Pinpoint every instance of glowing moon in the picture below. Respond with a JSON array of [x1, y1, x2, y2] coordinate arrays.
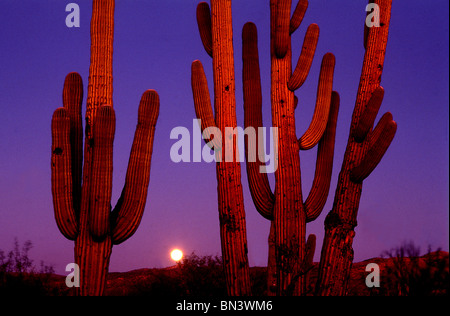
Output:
[[170, 249, 183, 262]]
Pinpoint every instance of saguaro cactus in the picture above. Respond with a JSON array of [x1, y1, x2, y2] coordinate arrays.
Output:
[[316, 0, 396, 295], [191, 1, 252, 296], [51, 0, 159, 295], [242, 0, 339, 295]]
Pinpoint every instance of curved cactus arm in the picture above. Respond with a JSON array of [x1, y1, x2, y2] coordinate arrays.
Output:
[[298, 52, 335, 150], [274, 0, 291, 58], [89, 105, 115, 240], [242, 22, 275, 220], [305, 91, 339, 222], [289, 0, 308, 35], [196, 2, 213, 57], [62, 72, 83, 216], [288, 23, 319, 91], [111, 90, 159, 245], [51, 108, 78, 240], [353, 86, 384, 143], [191, 60, 221, 150], [302, 233, 316, 272], [350, 112, 397, 183]]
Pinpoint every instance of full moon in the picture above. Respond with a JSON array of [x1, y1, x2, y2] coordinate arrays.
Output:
[[170, 249, 183, 262]]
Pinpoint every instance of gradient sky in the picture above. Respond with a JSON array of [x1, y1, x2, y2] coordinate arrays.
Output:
[[0, 1, 448, 275]]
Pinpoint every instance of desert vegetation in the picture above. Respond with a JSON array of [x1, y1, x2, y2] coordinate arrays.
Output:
[[0, 241, 447, 296], [0, 239, 56, 296]]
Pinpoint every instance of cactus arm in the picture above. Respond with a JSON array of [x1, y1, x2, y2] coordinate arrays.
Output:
[[51, 108, 78, 240], [191, 60, 221, 150], [196, 2, 213, 57], [242, 22, 275, 220], [287, 23, 319, 91], [89, 105, 115, 240], [289, 0, 308, 35], [298, 52, 335, 150], [274, 0, 292, 58], [111, 90, 159, 245], [350, 112, 396, 183], [303, 233, 316, 272], [353, 86, 384, 143], [305, 91, 339, 222], [62, 72, 83, 217], [285, 233, 316, 295]]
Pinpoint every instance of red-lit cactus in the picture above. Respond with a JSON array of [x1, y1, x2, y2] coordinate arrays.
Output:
[[316, 0, 396, 295], [242, 0, 339, 295], [51, 0, 159, 295], [191, 0, 252, 296]]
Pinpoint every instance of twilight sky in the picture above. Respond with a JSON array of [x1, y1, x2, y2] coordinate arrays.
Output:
[[0, 1, 448, 275]]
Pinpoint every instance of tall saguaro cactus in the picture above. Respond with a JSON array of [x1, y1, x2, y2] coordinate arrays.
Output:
[[316, 0, 396, 295], [242, 0, 339, 295], [51, 0, 159, 295], [191, 0, 252, 296]]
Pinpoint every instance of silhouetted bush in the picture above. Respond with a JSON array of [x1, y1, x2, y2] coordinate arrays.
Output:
[[380, 241, 449, 296], [120, 252, 267, 296], [179, 252, 227, 296], [0, 238, 56, 296]]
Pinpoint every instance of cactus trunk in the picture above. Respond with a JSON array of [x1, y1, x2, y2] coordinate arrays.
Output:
[[270, 0, 306, 295], [192, 0, 251, 296]]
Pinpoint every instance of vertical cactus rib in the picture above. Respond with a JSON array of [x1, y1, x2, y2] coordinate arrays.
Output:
[[350, 113, 396, 183], [289, 0, 308, 35], [242, 22, 275, 220], [111, 90, 159, 245], [353, 86, 384, 143], [63, 72, 83, 215], [196, 2, 213, 57], [274, 0, 292, 58], [305, 91, 339, 222], [288, 23, 319, 91], [51, 108, 79, 240], [89, 105, 115, 240], [298, 52, 335, 150]]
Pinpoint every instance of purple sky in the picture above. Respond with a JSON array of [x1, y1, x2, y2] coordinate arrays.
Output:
[[0, 1, 448, 275]]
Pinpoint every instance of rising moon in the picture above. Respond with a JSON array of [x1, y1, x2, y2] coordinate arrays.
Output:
[[170, 249, 183, 262]]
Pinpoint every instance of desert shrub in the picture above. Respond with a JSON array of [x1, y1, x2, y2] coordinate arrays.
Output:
[[0, 238, 56, 296], [117, 252, 269, 296], [178, 252, 227, 296], [380, 241, 449, 296]]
